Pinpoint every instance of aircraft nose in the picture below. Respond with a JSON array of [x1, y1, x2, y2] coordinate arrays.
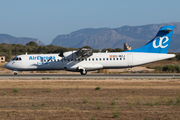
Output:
[[5, 62, 11, 69]]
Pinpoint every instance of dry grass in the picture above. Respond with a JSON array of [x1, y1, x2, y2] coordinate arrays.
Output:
[[0, 79, 180, 119]]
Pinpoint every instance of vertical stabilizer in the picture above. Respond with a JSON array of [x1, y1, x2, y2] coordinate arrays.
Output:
[[124, 26, 175, 53]]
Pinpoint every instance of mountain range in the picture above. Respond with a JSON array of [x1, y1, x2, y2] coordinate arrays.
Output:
[[1, 22, 180, 52], [51, 22, 180, 52], [0, 34, 45, 46]]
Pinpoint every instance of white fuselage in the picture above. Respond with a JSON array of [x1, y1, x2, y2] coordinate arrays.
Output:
[[5, 52, 175, 72]]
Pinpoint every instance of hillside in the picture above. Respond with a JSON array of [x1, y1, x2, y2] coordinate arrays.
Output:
[[51, 22, 180, 52], [0, 34, 45, 46]]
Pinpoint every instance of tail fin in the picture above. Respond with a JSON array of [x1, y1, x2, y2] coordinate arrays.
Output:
[[124, 26, 175, 53]]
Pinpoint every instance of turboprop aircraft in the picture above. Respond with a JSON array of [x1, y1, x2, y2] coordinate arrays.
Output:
[[5, 26, 175, 75]]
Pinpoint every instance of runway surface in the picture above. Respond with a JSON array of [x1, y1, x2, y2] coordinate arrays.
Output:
[[0, 73, 180, 79]]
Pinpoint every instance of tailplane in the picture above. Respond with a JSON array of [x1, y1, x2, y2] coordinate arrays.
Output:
[[124, 26, 175, 53]]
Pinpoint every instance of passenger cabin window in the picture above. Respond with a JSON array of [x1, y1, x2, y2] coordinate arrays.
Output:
[[92, 58, 94, 61], [89, 58, 91, 61], [99, 58, 101, 61], [117, 58, 118, 60], [103, 58, 105, 60], [113, 58, 115, 60], [96, 58, 98, 61], [107, 58, 108, 60]]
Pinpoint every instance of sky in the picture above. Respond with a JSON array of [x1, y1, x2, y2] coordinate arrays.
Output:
[[0, 0, 180, 45]]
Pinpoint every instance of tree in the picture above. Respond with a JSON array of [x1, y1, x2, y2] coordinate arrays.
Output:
[[82, 46, 92, 49], [26, 41, 38, 47]]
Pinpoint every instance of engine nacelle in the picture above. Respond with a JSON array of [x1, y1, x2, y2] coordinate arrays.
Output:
[[76, 48, 93, 57], [59, 48, 93, 59]]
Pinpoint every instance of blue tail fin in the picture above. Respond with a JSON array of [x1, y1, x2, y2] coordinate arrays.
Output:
[[124, 26, 175, 53]]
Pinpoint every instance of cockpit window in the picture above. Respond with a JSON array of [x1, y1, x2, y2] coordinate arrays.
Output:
[[12, 57, 22, 61], [12, 57, 17, 60]]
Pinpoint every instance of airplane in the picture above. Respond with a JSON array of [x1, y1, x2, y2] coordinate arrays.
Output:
[[5, 26, 175, 75]]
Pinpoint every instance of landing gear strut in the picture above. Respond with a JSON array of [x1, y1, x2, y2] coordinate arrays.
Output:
[[80, 69, 87, 75]]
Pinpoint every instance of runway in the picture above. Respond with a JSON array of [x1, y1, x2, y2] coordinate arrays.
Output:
[[0, 73, 180, 79]]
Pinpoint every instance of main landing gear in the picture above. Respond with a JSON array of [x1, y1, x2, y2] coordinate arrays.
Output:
[[80, 69, 87, 75], [14, 71, 18, 75]]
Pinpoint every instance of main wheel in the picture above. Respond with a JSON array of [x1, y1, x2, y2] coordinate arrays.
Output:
[[80, 70, 87, 75], [14, 72, 17, 75]]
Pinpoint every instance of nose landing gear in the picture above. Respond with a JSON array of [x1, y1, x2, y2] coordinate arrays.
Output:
[[14, 71, 18, 75]]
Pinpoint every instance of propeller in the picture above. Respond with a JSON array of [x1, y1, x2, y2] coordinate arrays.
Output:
[[58, 50, 64, 57]]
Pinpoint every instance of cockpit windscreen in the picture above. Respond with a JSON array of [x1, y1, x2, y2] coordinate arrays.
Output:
[[12, 57, 22, 61]]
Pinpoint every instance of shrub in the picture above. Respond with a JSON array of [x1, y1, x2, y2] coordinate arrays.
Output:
[[3, 92, 7, 95], [144, 117, 149, 120], [90, 116, 96, 120], [129, 101, 134, 107], [45, 88, 51, 92], [147, 64, 180, 73], [136, 97, 141, 105], [162, 65, 178, 73], [154, 100, 160, 105], [167, 97, 174, 105], [95, 87, 100, 90], [145, 102, 153, 106], [41, 103, 45, 106], [13, 88, 18, 93], [83, 97, 88, 103], [112, 107, 119, 118], [96, 100, 101, 109], [175, 95, 180, 105], [67, 88, 70, 94], [111, 101, 116, 105]]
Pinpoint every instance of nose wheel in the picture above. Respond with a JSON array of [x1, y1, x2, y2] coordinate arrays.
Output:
[[14, 71, 18, 75]]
